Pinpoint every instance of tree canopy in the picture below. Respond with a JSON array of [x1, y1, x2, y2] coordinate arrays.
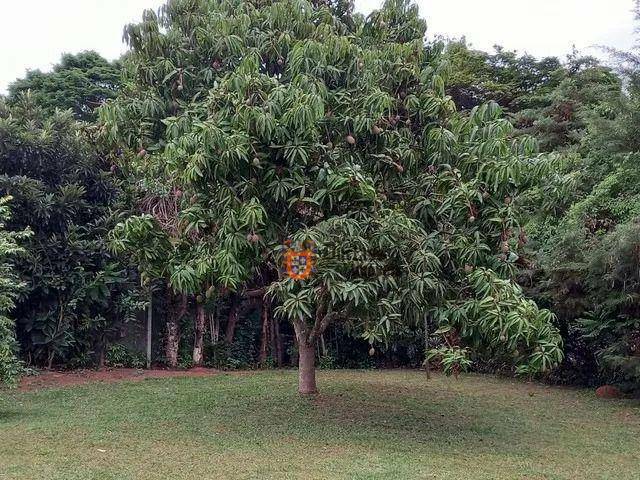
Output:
[[7, 51, 121, 122], [101, 0, 563, 392]]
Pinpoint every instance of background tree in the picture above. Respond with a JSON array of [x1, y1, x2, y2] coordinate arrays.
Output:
[[443, 42, 622, 152], [444, 41, 562, 113], [514, 2, 640, 391], [0, 95, 142, 369], [512, 53, 621, 152], [532, 73, 640, 390], [7, 51, 121, 122]]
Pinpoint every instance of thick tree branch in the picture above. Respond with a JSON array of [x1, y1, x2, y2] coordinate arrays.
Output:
[[308, 311, 340, 344], [244, 287, 265, 298]]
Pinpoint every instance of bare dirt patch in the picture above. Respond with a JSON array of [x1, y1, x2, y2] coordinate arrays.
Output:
[[18, 367, 221, 391]]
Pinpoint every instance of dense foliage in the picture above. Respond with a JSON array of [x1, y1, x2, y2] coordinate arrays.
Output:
[[7, 51, 121, 122], [2, 0, 640, 395], [0, 197, 30, 386], [445, 41, 562, 114], [443, 5, 640, 391], [535, 71, 640, 389], [0, 95, 142, 369]]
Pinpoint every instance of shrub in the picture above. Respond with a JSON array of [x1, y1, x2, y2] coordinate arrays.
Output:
[[105, 344, 145, 369]]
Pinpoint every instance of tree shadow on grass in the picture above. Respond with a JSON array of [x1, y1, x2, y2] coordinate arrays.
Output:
[[189, 378, 532, 457], [0, 407, 43, 427]]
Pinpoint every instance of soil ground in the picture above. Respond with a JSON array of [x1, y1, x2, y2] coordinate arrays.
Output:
[[18, 367, 222, 391]]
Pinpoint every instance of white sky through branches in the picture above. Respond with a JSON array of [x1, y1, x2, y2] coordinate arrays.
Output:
[[0, 0, 636, 93]]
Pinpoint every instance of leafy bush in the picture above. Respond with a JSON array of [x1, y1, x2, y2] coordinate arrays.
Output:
[[318, 355, 336, 370], [204, 340, 256, 370], [579, 311, 640, 391], [105, 344, 145, 369], [0, 197, 30, 386], [0, 96, 143, 369], [427, 346, 472, 377]]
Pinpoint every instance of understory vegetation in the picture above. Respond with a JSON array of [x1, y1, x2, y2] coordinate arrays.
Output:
[[1, 0, 640, 395]]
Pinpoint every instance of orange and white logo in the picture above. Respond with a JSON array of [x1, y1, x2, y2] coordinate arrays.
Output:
[[283, 240, 317, 281]]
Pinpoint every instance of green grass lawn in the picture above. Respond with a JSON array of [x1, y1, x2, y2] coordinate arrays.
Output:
[[1, 370, 639, 480]]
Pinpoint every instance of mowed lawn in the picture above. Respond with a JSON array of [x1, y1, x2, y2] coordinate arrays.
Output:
[[1, 370, 639, 480]]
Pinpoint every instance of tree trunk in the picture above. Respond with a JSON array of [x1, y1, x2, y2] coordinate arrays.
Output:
[[268, 302, 278, 365], [166, 319, 179, 369], [298, 340, 317, 394], [224, 295, 239, 344], [258, 299, 271, 365], [320, 333, 327, 357], [209, 311, 219, 343], [98, 342, 105, 370], [293, 319, 317, 394], [166, 292, 186, 369], [291, 333, 299, 367], [146, 292, 153, 369], [273, 317, 284, 367], [193, 302, 206, 366], [424, 315, 431, 379]]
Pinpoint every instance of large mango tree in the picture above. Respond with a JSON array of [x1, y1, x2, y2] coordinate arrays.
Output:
[[102, 0, 563, 393]]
